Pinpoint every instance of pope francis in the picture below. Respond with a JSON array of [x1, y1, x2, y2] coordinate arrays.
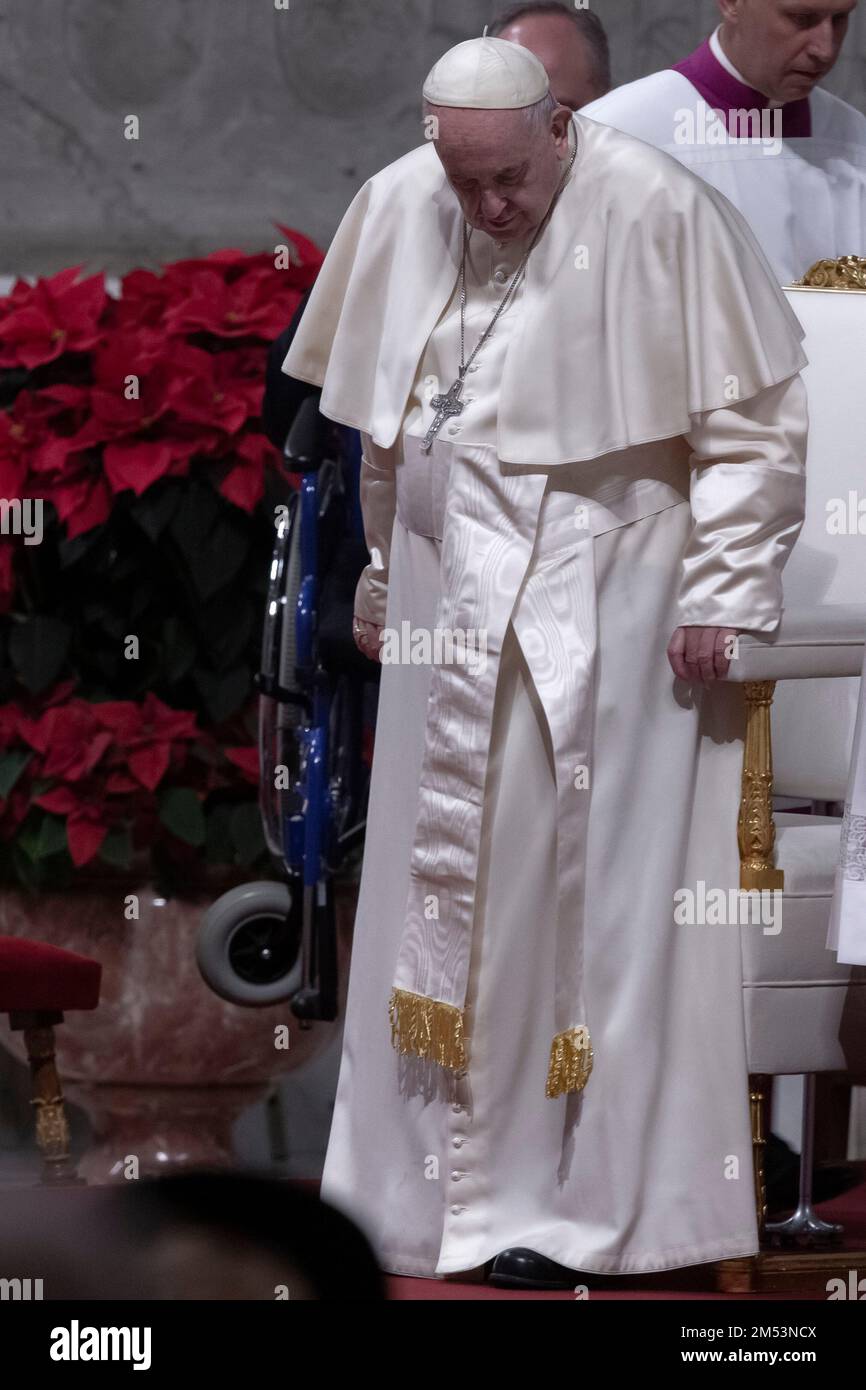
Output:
[[282, 36, 810, 1287]]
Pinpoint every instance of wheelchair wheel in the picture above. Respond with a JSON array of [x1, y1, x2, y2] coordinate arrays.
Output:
[[196, 881, 302, 1006]]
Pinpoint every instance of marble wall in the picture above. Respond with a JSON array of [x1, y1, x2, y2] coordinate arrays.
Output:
[[2, 0, 865, 275]]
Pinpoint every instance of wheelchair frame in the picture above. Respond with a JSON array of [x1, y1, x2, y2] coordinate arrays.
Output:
[[196, 399, 374, 1024]]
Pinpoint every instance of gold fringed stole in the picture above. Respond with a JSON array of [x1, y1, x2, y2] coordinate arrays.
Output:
[[389, 987, 467, 1070], [546, 1026, 594, 1099], [389, 987, 593, 1098]]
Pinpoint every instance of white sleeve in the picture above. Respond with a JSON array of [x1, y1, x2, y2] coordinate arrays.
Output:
[[675, 373, 807, 634], [353, 431, 398, 628]]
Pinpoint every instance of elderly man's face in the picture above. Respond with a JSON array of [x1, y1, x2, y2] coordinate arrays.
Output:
[[497, 12, 603, 109], [429, 104, 571, 242], [720, 0, 857, 103]]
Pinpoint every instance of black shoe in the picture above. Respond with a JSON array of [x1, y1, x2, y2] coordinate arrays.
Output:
[[488, 1247, 580, 1291]]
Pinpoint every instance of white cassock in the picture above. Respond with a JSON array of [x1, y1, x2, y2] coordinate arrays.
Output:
[[283, 113, 809, 1276], [582, 24, 866, 287], [828, 644, 866, 966]]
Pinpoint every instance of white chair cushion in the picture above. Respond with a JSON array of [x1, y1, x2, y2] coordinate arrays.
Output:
[[742, 812, 866, 1072]]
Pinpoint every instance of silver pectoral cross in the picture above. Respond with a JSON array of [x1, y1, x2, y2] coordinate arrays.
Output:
[[420, 375, 465, 453]]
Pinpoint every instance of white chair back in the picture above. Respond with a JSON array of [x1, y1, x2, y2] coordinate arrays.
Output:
[[772, 288, 866, 801]]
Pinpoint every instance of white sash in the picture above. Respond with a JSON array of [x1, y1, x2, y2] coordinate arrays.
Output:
[[389, 432, 623, 1096]]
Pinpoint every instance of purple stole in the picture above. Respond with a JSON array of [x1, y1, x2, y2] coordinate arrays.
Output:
[[673, 37, 812, 138]]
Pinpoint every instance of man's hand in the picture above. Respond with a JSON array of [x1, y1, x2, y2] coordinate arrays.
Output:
[[353, 614, 384, 663], [667, 626, 741, 686]]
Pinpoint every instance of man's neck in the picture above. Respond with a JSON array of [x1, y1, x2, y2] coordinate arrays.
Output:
[[711, 22, 781, 106]]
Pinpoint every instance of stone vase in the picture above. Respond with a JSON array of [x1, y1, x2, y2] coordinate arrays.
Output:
[[0, 869, 353, 1183]]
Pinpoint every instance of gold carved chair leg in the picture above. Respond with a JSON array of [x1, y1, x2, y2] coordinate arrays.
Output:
[[9, 1009, 81, 1185], [739, 682, 780, 1241], [737, 680, 784, 892]]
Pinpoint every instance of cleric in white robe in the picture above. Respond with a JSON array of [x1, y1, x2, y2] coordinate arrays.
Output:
[[582, 0, 866, 287], [283, 37, 810, 1284]]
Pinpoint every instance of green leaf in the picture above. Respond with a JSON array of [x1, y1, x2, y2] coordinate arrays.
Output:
[[99, 826, 133, 869], [206, 516, 250, 592], [9, 614, 73, 693], [197, 599, 253, 670], [169, 482, 219, 557], [14, 817, 42, 863], [158, 787, 206, 846], [193, 665, 251, 723], [57, 524, 104, 569], [82, 603, 125, 637], [161, 614, 197, 685], [204, 802, 236, 864], [230, 801, 265, 866], [169, 485, 249, 601], [0, 749, 32, 799], [36, 814, 67, 860], [11, 842, 41, 890], [129, 484, 180, 543]]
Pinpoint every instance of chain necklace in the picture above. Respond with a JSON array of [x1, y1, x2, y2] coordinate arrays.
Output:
[[420, 132, 577, 454]]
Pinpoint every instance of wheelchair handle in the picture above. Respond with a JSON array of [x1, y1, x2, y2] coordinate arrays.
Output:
[[283, 394, 331, 472]]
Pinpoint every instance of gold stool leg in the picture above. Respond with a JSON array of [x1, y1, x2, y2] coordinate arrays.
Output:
[[10, 1010, 82, 1185]]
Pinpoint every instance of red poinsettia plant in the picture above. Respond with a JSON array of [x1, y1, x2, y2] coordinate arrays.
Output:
[[0, 228, 322, 890]]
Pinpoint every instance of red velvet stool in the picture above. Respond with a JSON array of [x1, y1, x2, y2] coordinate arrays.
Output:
[[0, 937, 101, 1184]]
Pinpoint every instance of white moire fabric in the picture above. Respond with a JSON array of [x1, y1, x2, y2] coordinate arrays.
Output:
[[284, 113, 809, 1275], [582, 53, 866, 287]]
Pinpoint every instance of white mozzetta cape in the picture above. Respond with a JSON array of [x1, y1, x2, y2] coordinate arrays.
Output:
[[283, 112, 808, 466]]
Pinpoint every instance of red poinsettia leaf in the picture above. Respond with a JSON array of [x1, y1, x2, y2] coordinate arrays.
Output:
[[53, 475, 113, 541], [33, 788, 79, 813], [40, 679, 78, 712], [66, 813, 108, 867], [128, 742, 170, 791], [104, 771, 140, 794], [103, 440, 174, 497], [224, 746, 260, 783], [90, 701, 139, 738], [52, 272, 107, 339], [272, 225, 325, 276], [217, 453, 264, 513]]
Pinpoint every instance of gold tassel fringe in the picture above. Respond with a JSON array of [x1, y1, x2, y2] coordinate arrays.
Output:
[[546, 1026, 593, 1099], [389, 987, 467, 1070]]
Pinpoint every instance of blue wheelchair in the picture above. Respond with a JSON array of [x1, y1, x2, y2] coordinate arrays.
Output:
[[196, 390, 378, 1025]]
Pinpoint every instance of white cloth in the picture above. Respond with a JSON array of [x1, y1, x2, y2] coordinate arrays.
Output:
[[827, 643, 866, 964], [324, 224, 810, 1273], [582, 68, 866, 287]]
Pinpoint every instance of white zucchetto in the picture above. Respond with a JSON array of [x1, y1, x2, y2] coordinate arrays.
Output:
[[422, 36, 549, 109]]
